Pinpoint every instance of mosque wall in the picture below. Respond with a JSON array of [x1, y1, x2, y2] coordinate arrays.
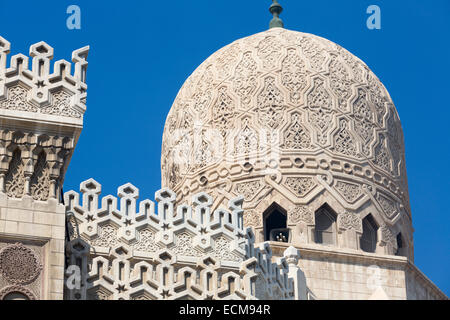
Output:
[[271, 243, 446, 300], [0, 195, 66, 299]]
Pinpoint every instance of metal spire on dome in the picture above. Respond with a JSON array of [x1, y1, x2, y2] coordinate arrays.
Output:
[[269, 0, 284, 29]]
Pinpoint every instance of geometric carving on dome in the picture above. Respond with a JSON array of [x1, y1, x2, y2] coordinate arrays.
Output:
[[287, 205, 314, 225], [282, 112, 312, 150], [386, 108, 402, 176], [353, 118, 375, 157], [161, 28, 410, 220], [234, 118, 258, 157], [215, 43, 241, 80], [337, 46, 365, 84], [180, 109, 194, 131], [280, 29, 300, 44], [333, 118, 359, 158], [256, 76, 285, 129], [352, 88, 375, 157], [334, 180, 364, 204], [368, 74, 388, 126], [170, 132, 192, 184], [233, 52, 258, 106], [328, 53, 352, 111], [0, 243, 42, 285], [193, 130, 215, 171], [373, 133, 392, 173], [337, 212, 362, 233], [299, 37, 326, 72], [353, 88, 373, 121], [168, 161, 181, 190], [376, 192, 399, 220], [386, 106, 402, 145], [257, 36, 282, 70], [281, 48, 308, 105], [283, 176, 316, 197], [307, 76, 333, 110], [192, 65, 214, 115], [166, 113, 178, 135], [211, 86, 235, 137], [235, 179, 264, 202], [307, 77, 333, 146], [243, 209, 263, 228]]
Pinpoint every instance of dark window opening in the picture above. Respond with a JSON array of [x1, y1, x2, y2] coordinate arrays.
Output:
[[314, 205, 337, 245], [360, 214, 378, 253], [263, 203, 289, 242], [3, 292, 29, 300], [395, 233, 404, 256]]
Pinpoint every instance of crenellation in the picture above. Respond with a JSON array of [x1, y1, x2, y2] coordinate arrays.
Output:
[[0, 36, 89, 124], [64, 179, 302, 300]]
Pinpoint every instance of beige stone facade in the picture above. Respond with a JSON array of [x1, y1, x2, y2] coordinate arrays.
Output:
[[271, 243, 446, 300]]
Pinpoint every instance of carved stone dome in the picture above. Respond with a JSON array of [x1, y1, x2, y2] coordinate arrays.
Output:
[[161, 28, 413, 257]]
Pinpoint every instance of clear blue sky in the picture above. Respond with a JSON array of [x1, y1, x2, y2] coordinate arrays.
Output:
[[1, 0, 449, 296]]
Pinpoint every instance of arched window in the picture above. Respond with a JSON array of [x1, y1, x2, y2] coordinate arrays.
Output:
[[3, 292, 30, 300], [263, 203, 289, 242], [395, 233, 404, 256], [314, 205, 337, 245], [360, 214, 378, 253]]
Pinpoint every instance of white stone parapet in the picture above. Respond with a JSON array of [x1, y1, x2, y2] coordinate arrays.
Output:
[[0, 35, 89, 130], [64, 178, 304, 300]]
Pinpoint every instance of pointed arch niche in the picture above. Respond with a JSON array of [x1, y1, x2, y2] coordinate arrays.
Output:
[[360, 214, 378, 253], [313, 204, 337, 246], [263, 203, 289, 242]]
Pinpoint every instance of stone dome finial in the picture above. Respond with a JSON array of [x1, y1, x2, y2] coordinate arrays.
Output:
[[269, 0, 284, 29]]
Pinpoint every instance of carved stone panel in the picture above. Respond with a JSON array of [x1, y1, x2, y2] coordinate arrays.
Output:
[[0, 241, 43, 300]]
